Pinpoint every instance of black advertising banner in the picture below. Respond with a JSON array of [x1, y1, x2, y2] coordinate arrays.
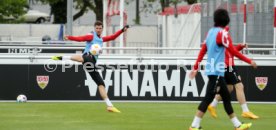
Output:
[[0, 65, 28, 100], [238, 66, 276, 102], [0, 64, 274, 102]]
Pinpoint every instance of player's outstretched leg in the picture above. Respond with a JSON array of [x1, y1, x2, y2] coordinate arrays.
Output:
[[107, 106, 121, 113], [51, 55, 84, 62], [98, 85, 121, 113]]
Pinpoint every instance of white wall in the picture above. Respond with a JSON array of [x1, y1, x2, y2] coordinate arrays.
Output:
[[165, 13, 201, 48], [72, 25, 158, 48], [0, 24, 61, 41], [0, 24, 158, 48]]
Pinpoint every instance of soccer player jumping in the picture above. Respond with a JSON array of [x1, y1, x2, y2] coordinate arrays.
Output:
[[188, 9, 257, 130], [52, 21, 129, 113]]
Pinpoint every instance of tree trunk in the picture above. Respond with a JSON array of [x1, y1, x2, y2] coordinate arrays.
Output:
[[160, 0, 170, 12], [73, 0, 90, 21], [50, 0, 67, 24], [94, 0, 103, 21], [186, 0, 197, 5], [134, 0, 140, 24]]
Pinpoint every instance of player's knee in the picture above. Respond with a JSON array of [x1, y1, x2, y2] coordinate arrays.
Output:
[[220, 92, 231, 102], [77, 57, 84, 62], [72, 55, 84, 62], [227, 85, 234, 93], [235, 82, 244, 91], [206, 88, 217, 96], [198, 101, 209, 113], [216, 94, 222, 101], [203, 93, 216, 105], [98, 84, 105, 87]]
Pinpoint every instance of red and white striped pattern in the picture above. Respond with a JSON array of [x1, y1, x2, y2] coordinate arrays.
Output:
[[105, 0, 127, 48], [243, 0, 247, 44]]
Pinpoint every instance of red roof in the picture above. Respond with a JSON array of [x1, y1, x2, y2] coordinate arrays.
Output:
[[159, 3, 254, 16]]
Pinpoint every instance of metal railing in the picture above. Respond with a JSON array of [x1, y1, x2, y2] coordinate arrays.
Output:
[[0, 45, 275, 56], [0, 45, 276, 53], [0, 45, 276, 64]]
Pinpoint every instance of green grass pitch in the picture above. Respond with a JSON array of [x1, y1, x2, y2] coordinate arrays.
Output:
[[0, 102, 275, 130]]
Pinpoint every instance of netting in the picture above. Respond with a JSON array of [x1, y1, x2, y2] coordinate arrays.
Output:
[[201, 0, 274, 46], [158, 3, 202, 52]]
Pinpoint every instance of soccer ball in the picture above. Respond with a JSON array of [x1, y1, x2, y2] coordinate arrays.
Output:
[[90, 44, 102, 55], [17, 94, 27, 103]]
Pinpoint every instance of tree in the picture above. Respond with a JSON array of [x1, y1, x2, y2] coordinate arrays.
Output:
[[138, 0, 197, 22], [185, 0, 197, 5], [36, 0, 103, 23], [36, 0, 65, 23], [128, 0, 170, 24], [134, 0, 140, 24], [74, 0, 103, 22], [0, 0, 28, 23], [135, 0, 181, 23], [160, 0, 170, 12], [50, 0, 67, 23], [36, 0, 197, 24]]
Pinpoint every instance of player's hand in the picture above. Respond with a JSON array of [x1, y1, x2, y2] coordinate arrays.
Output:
[[122, 25, 129, 32], [241, 43, 248, 48], [189, 70, 198, 80], [250, 60, 257, 69], [64, 35, 69, 41]]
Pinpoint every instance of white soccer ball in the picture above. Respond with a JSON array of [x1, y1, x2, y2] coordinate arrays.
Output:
[[17, 94, 27, 103], [90, 44, 102, 55]]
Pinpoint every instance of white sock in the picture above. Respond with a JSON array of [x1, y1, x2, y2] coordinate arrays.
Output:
[[210, 98, 219, 107], [231, 116, 242, 128], [191, 116, 202, 128], [241, 103, 250, 112], [104, 98, 113, 107], [62, 56, 71, 60]]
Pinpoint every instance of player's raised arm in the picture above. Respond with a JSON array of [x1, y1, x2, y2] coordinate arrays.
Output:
[[102, 25, 129, 42], [65, 33, 93, 42]]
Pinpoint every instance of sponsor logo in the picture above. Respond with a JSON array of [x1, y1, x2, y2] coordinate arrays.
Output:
[[37, 76, 49, 89], [85, 69, 208, 98]]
